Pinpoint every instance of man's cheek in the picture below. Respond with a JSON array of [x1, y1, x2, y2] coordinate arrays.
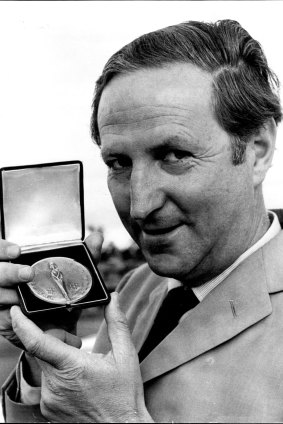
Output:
[[112, 195, 130, 219], [124, 219, 142, 245], [110, 191, 137, 236], [108, 181, 130, 213]]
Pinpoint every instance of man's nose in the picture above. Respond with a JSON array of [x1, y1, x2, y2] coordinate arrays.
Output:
[[130, 166, 165, 221]]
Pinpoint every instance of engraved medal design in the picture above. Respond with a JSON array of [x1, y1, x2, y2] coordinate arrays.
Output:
[[28, 257, 92, 305]]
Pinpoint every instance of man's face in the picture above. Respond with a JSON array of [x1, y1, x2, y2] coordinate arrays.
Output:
[[98, 64, 256, 285]]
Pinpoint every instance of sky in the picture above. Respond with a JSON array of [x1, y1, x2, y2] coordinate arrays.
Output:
[[0, 1, 283, 247]]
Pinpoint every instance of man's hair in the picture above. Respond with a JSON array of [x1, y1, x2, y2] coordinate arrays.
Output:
[[91, 19, 282, 164]]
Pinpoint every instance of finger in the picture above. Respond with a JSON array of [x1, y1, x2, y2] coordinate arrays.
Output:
[[46, 328, 82, 349], [105, 292, 135, 362], [0, 241, 21, 261], [85, 231, 104, 262], [10, 306, 77, 369], [0, 288, 19, 305], [0, 309, 25, 348], [0, 309, 12, 330], [0, 263, 34, 286]]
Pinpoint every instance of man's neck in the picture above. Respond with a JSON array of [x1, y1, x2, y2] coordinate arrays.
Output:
[[190, 211, 280, 300], [183, 203, 270, 288]]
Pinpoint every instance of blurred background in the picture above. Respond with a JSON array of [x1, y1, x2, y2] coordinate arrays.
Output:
[[1, 0, 283, 396]]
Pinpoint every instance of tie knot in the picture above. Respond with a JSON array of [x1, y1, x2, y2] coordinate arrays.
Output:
[[163, 286, 199, 312]]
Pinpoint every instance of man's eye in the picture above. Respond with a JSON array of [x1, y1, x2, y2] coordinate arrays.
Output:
[[107, 157, 131, 171], [163, 151, 192, 164]]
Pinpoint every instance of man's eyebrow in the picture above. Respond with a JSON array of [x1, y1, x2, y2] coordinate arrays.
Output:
[[100, 145, 126, 160], [147, 135, 196, 151], [100, 135, 197, 159]]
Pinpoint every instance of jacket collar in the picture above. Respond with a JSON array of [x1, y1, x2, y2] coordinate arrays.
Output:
[[139, 234, 283, 383]]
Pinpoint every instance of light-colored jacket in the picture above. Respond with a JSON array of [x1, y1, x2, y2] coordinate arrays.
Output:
[[95, 230, 283, 423], [3, 231, 283, 423]]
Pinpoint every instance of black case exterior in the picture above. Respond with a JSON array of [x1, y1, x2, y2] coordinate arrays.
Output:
[[0, 161, 110, 316]]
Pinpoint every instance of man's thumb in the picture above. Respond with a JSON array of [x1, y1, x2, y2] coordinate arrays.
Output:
[[11, 306, 77, 369], [105, 292, 134, 361]]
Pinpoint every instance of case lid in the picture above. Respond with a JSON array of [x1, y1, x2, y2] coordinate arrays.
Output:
[[0, 161, 85, 249]]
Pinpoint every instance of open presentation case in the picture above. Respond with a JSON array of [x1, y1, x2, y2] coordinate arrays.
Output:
[[0, 161, 110, 316]]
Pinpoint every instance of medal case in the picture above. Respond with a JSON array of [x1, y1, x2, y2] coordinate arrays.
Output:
[[0, 161, 110, 315]]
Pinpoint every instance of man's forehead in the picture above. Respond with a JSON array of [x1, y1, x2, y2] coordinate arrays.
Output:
[[98, 105, 200, 133], [97, 63, 214, 128]]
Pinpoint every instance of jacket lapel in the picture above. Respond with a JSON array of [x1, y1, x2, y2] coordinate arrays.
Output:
[[131, 281, 168, 353], [140, 248, 273, 383]]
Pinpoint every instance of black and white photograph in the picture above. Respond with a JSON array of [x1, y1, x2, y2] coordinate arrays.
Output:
[[1, 1, 283, 422]]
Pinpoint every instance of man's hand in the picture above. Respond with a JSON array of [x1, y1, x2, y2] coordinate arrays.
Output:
[[0, 232, 104, 386], [11, 292, 153, 423], [0, 232, 103, 349], [0, 239, 34, 348]]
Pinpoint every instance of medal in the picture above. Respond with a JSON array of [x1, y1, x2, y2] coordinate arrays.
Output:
[[28, 257, 92, 305]]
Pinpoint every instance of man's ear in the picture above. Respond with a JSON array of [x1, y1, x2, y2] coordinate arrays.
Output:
[[250, 118, 277, 187]]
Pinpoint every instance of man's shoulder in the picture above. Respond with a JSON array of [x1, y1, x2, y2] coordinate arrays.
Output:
[[116, 263, 154, 290]]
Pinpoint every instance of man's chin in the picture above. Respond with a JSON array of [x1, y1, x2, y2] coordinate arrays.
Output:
[[144, 252, 188, 279]]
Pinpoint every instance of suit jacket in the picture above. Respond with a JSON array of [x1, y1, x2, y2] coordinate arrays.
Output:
[[1, 353, 46, 423], [3, 230, 283, 423], [94, 230, 283, 423]]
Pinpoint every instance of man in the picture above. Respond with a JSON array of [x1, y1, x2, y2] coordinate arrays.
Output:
[[1, 19, 283, 422]]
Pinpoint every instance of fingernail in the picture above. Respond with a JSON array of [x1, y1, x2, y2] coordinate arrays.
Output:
[[7, 245, 20, 259], [111, 292, 119, 302], [19, 266, 32, 281], [10, 305, 18, 318]]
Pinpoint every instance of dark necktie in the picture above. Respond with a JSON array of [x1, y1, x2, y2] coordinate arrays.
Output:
[[139, 286, 199, 362]]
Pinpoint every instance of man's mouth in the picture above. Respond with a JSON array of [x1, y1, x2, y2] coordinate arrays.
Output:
[[142, 224, 181, 236]]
